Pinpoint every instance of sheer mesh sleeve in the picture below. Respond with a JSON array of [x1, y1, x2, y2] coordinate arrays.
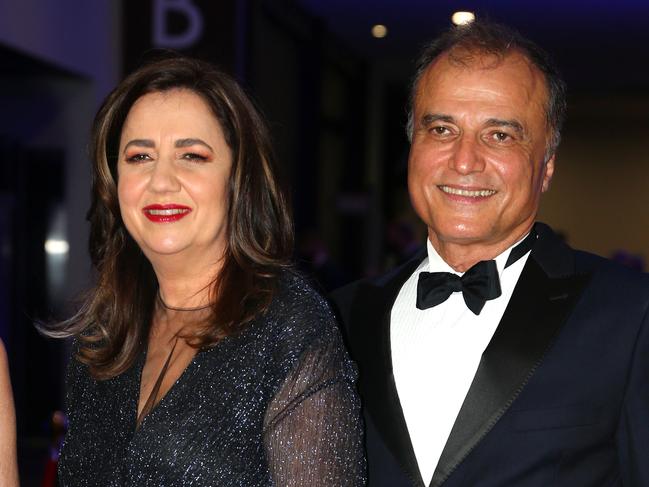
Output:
[[263, 325, 366, 486]]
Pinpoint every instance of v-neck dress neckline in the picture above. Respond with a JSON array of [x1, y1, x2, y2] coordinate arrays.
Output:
[[131, 343, 204, 433], [136, 337, 180, 429]]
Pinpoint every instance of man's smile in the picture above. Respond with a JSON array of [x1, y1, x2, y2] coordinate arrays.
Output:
[[438, 185, 497, 198]]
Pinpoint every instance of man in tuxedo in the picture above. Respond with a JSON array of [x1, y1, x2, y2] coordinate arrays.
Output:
[[332, 20, 649, 487]]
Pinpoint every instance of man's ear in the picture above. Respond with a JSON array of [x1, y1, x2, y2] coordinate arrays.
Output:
[[541, 154, 555, 193]]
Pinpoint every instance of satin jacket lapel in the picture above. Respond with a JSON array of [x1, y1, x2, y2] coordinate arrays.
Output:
[[430, 224, 591, 487], [348, 252, 426, 487]]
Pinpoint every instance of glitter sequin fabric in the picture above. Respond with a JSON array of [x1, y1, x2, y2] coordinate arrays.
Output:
[[58, 271, 366, 486]]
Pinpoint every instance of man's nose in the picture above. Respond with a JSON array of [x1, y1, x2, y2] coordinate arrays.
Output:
[[147, 156, 181, 193], [448, 135, 485, 174]]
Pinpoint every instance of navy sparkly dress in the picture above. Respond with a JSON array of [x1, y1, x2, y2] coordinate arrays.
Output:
[[58, 272, 366, 486]]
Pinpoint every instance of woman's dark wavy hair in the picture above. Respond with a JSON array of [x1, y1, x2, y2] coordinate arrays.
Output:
[[49, 56, 293, 379]]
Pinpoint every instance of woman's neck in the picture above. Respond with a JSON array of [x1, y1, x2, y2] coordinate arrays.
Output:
[[151, 253, 223, 310]]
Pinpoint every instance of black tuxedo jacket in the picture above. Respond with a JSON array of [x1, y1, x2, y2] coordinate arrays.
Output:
[[331, 223, 649, 486]]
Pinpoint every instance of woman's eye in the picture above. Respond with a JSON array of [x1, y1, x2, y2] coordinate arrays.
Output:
[[182, 153, 208, 162], [125, 153, 151, 163]]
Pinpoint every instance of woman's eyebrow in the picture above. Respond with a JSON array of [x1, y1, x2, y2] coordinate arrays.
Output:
[[175, 138, 214, 151], [122, 139, 155, 153]]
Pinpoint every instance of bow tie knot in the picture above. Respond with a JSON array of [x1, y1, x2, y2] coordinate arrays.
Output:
[[444, 274, 463, 293], [416, 260, 502, 315]]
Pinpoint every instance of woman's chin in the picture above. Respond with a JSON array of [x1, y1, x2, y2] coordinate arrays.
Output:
[[140, 241, 191, 260]]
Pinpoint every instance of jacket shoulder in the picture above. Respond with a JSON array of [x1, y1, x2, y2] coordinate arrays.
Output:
[[574, 249, 649, 298]]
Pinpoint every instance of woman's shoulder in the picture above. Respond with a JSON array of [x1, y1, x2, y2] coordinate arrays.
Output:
[[257, 270, 357, 394], [271, 269, 336, 323], [260, 269, 341, 349]]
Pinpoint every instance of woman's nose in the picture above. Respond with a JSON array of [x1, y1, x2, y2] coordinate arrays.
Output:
[[147, 157, 181, 193]]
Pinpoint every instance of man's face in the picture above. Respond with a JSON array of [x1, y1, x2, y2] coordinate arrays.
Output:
[[408, 51, 555, 255]]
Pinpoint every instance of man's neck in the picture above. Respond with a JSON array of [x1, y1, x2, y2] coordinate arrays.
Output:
[[429, 228, 533, 273]]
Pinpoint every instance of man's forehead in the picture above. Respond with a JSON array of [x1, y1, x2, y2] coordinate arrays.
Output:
[[423, 49, 541, 82], [415, 51, 548, 113]]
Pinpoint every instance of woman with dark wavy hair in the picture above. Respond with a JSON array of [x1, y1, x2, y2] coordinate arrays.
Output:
[[51, 56, 365, 486]]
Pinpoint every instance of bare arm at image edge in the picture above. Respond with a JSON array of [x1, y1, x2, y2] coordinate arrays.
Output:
[[0, 340, 19, 487]]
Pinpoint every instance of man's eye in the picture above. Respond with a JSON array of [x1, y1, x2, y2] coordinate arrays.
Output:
[[430, 126, 450, 136], [492, 132, 511, 142], [126, 153, 151, 163]]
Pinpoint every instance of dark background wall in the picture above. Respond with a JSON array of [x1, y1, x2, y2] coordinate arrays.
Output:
[[0, 0, 647, 483]]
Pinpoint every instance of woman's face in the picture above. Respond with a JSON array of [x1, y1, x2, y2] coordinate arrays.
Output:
[[117, 89, 232, 267]]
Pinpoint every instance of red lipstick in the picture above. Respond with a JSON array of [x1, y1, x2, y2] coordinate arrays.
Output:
[[142, 204, 192, 223]]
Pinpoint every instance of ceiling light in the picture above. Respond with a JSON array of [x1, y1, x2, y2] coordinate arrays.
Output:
[[451, 11, 475, 26], [45, 239, 69, 255], [371, 24, 388, 38]]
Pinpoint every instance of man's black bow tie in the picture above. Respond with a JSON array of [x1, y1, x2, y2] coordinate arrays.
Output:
[[417, 260, 501, 315], [416, 230, 537, 315]]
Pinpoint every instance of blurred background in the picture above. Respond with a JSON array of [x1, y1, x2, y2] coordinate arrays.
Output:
[[0, 0, 648, 483]]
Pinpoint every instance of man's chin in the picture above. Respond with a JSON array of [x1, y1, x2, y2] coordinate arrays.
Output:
[[428, 221, 494, 244]]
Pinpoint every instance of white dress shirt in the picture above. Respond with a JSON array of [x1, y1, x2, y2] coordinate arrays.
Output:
[[390, 237, 531, 485]]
